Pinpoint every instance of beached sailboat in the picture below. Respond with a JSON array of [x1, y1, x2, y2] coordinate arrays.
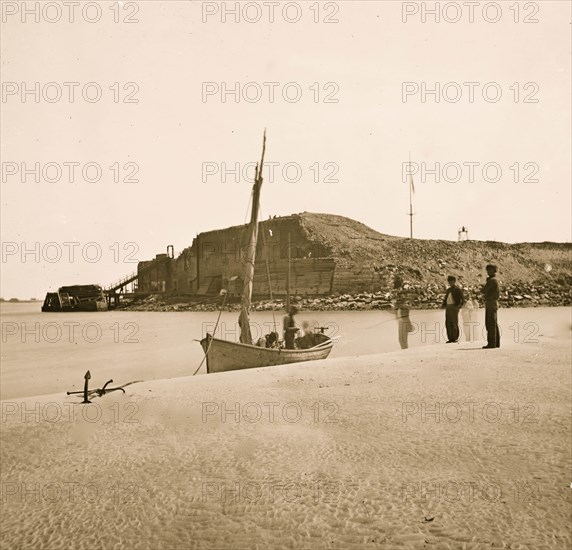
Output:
[[199, 132, 334, 374]]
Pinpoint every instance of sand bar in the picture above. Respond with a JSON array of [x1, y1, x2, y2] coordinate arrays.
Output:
[[1, 324, 571, 549]]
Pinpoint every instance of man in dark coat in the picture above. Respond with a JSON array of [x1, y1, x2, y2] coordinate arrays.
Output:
[[283, 305, 299, 349], [442, 275, 464, 343], [482, 264, 500, 348]]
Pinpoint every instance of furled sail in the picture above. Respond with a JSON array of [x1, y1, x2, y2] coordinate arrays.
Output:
[[238, 131, 266, 344]]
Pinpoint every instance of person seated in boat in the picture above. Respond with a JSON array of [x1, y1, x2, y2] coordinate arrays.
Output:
[[295, 321, 318, 349], [256, 335, 267, 348], [256, 331, 279, 348], [283, 305, 299, 349], [266, 331, 279, 348]]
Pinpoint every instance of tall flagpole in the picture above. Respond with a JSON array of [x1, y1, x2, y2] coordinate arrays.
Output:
[[408, 152, 414, 239], [286, 232, 291, 311]]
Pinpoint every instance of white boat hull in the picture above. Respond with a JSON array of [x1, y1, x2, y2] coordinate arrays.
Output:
[[200, 335, 333, 374]]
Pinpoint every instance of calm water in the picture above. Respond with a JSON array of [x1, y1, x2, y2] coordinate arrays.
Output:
[[1, 302, 569, 399]]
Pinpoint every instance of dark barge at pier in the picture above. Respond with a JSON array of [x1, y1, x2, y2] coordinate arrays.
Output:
[[42, 285, 108, 312]]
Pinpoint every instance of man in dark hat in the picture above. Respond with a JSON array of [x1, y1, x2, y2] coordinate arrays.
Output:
[[442, 275, 464, 343], [482, 264, 500, 348], [283, 305, 299, 349]]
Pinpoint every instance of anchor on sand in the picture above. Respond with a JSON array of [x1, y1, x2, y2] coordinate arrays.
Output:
[[66, 370, 141, 403]]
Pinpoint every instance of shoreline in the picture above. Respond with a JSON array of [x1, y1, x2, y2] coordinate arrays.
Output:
[[117, 290, 571, 313]]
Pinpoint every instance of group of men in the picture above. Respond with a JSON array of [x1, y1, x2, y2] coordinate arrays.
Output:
[[443, 264, 500, 348], [281, 306, 327, 349], [276, 264, 501, 351], [255, 305, 321, 350]]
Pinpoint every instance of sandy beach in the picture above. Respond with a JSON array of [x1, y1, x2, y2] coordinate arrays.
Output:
[[1, 312, 570, 550]]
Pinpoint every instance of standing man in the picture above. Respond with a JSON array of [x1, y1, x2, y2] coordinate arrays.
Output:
[[396, 306, 414, 350], [442, 275, 464, 343], [482, 264, 500, 348], [461, 290, 479, 342], [394, 278, 414, 350], [283, 305, 299, 349]]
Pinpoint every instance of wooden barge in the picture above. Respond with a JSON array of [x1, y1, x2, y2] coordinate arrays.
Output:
[[41, 285, 108, 312]]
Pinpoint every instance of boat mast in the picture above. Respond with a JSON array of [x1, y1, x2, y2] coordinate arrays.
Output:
[[239, 130, 267, 344]]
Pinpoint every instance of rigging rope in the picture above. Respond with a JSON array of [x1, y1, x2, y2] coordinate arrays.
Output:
[[260, 219, 278, 336], [192, 291, 228, 376]]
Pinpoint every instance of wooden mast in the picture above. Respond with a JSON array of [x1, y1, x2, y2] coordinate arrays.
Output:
[[239, 130, 266, 344]]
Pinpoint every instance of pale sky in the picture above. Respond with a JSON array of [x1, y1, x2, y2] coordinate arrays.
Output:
[[1, 0, 570, 299]]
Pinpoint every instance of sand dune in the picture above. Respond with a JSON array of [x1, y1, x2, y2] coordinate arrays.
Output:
[[1, 328, 571, 549]]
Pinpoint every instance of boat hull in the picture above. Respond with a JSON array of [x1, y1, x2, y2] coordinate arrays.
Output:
[[41, 285, 108, 312], [200, 335, 333, 374]]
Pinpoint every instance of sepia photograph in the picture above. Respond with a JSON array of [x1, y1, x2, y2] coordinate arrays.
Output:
[[1, 1, 571, 549]]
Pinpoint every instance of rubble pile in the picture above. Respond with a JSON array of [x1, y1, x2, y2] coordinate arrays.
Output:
[[121, 281, 570, 313], [120, 213, 571, 312]]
